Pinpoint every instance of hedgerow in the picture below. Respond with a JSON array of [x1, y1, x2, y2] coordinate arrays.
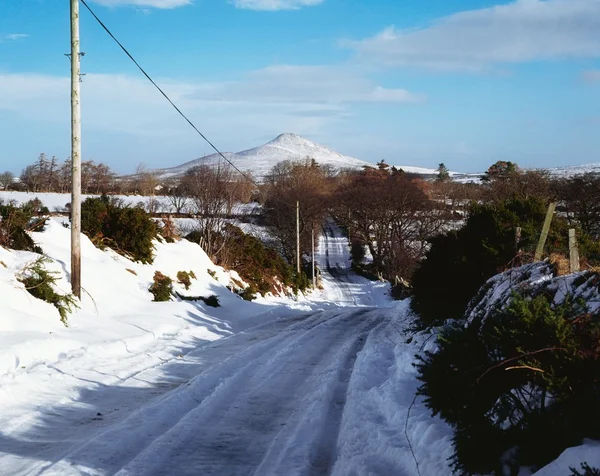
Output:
[[411, 197, 600, 326]]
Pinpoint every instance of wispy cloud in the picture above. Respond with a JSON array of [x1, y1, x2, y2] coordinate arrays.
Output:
[[91, 0, 191, 8], [583, 70, 600, 83], [232, 0, 323, 11], [196, 65, 425, 104], [345, 0, 600, 72], [0, 67, 421, 140], [2, 33, 29, 41]]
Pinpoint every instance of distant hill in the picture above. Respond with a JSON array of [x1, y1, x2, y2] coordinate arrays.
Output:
[[154, 133, 371, 179], [152, 133, 600, 182]]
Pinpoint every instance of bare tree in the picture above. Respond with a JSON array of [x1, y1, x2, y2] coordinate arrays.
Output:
[[333, 166, 443, 280], [263, 159, 330, 263], [0, 171, 15, 190], [181, 164, 233, 258]]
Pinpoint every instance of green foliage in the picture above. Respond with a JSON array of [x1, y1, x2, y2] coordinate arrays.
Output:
[[482, 160, 519, 182], [188, 224, 309, 296], [0, 202, 44, 253], [436, 163, 450, 182], [176, 270, 195, 290], [238, 284, 258, 301], [81, 196, 157, 263], [417, 293, 600, 474], [18, 257, 76, 326], [571, 463, 600, 476], [22, 198, 49, 216], [148, 271, 173, 302], [411, 197, 588, 325]]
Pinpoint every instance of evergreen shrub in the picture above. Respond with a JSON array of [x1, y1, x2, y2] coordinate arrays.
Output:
[[417, 293, 600, 474], [81, 196, 157, 263]]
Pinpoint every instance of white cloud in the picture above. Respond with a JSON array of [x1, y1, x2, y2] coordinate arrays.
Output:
[[232, 0, 323, 10], [91, 0, 191, 8], [0, 67, 420, 140], [2, 33, 29, 41], [346, 0, 600, 71], [197, 65, 424, 104], [583, 70, 600, 82]]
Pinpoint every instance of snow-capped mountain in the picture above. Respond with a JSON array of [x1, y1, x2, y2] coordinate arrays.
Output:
[[155, 133, 372, 179]]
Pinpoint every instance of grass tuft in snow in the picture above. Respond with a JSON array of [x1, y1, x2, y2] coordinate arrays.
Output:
[[571, 463, 600, 476]]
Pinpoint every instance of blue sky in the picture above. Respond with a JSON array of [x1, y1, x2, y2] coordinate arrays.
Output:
[[1, 0, 599, 174]]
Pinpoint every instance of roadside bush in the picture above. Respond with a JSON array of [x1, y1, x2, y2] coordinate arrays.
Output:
[[18, 257, 76, 325], [186, 224, 309, 296], [81, 196, 157, 263], [0, 202, 44, 253], [176, 270, 196, 290], [411, 197, 600, 325], [238, 284, 258, 301], [417, 293, 600, 474], [149, 271, 172, 301]]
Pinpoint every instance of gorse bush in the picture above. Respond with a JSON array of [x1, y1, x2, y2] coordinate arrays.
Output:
[[417, 292, 600, 474], [0, 202, 44, 253], [81, 196, 157, 263], [411, 197, 600, 325], [148, 271, 172, 301], [18, 257, 76, 326]]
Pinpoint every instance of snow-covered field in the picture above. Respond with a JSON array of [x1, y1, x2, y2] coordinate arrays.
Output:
[[0, 191, 261, 216], [0, 216, 597, 474]]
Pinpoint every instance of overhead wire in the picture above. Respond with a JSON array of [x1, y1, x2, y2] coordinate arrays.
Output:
[[79, 0, 261, 190]]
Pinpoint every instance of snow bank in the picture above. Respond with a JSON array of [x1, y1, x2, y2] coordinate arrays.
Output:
[[534, 441, 600, 475], [466, 261, 600, 326], [0, 217, 270, 379]]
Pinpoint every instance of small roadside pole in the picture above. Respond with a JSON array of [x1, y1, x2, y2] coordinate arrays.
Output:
[[70, 0, 82, 299], [311, 226, 316, 289], [569, 229, 580, 273], [296, 201, 301, 274], [534, 202, 557, 262]]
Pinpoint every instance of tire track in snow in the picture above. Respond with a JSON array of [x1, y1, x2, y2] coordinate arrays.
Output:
[[35, 309, 359, 476], [308, 313, 385, 476]]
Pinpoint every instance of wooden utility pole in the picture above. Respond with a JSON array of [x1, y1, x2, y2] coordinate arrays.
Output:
[[534, 202, 556, 262], [569, 229, 580, 273], [311, 226, 316, 289], [70, 0, 82, 298], [296, 201, 300, 274]]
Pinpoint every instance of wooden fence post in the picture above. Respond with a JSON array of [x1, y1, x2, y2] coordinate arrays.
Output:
[[534, 202, 556, 262], [569, 228, 580, 273], [515, 227, 522, 254]]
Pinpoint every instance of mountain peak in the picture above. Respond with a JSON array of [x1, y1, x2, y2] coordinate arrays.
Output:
[[267, 133, 316, 147]]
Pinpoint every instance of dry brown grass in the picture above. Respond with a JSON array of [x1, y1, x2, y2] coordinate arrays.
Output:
[[549, 253, 570, 276]]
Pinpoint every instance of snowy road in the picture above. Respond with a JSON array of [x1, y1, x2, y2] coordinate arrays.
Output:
[[0, 308, 411, 476], [315, 222, 388, 307], [0, 223, 454, 476]]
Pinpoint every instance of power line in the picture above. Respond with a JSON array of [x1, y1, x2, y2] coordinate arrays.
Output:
[[79, 0, 260, 189], [80, 0, 308, 273]]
